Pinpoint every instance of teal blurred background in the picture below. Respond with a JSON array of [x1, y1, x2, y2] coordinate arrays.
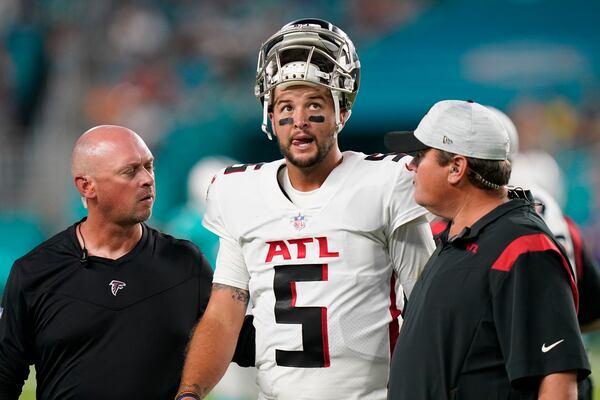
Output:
[[0, 0, 599, 398]]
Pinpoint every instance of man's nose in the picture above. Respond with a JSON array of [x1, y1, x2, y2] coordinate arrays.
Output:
[[293, 109, 309, 129], [141, 169, 155, 186]]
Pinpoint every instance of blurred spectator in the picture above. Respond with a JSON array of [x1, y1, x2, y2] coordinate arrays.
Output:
[[164, 155, 238, 267], [3, 2, 48, 134], [0, 211, 45, 295], [509, 99, 567, 207]]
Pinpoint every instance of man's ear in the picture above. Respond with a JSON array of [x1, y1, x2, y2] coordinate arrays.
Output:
[[339, 109, 350, 127], [448, 156, 468, 185], [74, 175, 96, 199]]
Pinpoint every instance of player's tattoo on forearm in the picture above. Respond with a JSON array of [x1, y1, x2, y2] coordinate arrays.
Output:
[[212, 283, 249, 305], [178, 383, 209, 398]]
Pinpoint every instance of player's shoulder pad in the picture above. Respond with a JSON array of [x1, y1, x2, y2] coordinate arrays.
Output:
[[209, 161, 270, 187], [362, 152, 412, 164], [357, 151, 414, 181]]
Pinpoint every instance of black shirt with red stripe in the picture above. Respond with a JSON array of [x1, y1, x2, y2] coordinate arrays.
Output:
[[389, 199, 590, 399]]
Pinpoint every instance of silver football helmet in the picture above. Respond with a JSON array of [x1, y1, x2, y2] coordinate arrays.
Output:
[[255, 18, 360, 139]]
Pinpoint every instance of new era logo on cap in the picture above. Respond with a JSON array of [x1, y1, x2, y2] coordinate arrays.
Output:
[[384, 100, 510, 160]]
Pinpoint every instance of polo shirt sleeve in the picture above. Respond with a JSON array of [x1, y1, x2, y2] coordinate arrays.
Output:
[[491, 249, 590, 388], [0, 262, 32, 399]]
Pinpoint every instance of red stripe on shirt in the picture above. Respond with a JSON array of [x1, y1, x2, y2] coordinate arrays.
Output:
[[290, 281, 297, 307], [388, 274, 401, 354], [564, 216, 584, 281], [491, 233, 578, 311], [430, 220, 449, 236], [321, 264, 330, 367]]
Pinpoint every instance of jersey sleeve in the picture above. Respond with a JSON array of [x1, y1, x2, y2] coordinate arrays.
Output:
[[203, 171, 250, 290], [387, 155, 429, 233], [214, 236, 250, 290], [202, 170, 231, 239], [492, 250, 590, 386], [389, 215, 436, 299], [0, 262, 32, 399]]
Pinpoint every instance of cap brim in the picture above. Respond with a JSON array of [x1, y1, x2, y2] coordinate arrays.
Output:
[[384, 131, 429, 153]]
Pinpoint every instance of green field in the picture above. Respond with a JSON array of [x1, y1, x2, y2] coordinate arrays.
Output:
[[17, 338, 600, 399]]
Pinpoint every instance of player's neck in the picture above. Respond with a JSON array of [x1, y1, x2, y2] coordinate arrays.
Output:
[[286, 149, 343, 192], [77, 217, 143, 260]]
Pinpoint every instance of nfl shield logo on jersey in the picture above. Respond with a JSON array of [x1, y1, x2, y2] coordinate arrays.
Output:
[[109, 280, 126, 296], [291, 213, 307, 231]]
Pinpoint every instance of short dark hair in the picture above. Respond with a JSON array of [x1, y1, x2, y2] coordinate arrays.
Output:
[[435, 150, 511, 191]]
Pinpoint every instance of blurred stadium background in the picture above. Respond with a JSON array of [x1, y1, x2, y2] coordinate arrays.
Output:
[[0, 0, 599, 398]]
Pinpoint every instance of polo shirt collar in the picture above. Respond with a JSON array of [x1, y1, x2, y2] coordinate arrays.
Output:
[[439, 199, 533, 244]]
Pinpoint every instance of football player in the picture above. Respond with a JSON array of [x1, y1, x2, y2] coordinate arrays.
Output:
[[176, 18, 435, 400]]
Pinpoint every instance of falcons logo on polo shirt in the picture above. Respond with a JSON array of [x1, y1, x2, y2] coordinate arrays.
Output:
[[109, 280, 126, 296]]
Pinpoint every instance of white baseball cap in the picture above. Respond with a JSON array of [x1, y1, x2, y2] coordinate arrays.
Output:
[[487, 106, 518, 158], [385, 100, 510, 160]]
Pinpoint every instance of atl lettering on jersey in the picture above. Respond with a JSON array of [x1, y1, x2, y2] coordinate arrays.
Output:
[[265, 237, 339, 263]]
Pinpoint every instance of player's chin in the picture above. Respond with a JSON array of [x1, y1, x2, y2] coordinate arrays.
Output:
[[283, 145, 314, 163], [288, 153, 320, 169]]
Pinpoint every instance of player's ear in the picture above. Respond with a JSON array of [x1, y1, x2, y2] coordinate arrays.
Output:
[[340, 109, 350, 126], [74, 175, 96, 199]]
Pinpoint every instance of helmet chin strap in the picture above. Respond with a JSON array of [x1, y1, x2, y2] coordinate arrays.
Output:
[[332, 90, 350, 134], [261, 92, 273, 140]]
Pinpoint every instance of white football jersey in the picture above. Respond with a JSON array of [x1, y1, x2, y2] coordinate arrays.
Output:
[[204, 151, 431, 400]]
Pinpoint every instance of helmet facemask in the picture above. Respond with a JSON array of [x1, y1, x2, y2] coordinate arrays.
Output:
[[255, 20, 360, 139]]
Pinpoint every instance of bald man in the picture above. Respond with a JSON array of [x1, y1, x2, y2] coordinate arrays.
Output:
[[0, 126, 234, 399]]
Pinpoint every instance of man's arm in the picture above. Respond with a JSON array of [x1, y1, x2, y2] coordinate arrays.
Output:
[[538, 371, 577, 400], [0, 262, 32, 399], [177, 283, 249, 399]]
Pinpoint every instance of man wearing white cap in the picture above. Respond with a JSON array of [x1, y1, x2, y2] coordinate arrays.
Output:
[[385, 100, 590, 399]]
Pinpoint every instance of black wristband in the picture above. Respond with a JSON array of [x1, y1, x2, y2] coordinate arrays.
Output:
[[174, 391, 201, 400]]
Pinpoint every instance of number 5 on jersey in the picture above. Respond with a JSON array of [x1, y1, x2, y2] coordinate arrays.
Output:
[[273, 264, 330, 368]]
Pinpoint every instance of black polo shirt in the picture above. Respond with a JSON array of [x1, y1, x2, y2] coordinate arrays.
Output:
[[389, 200, 590, 400]]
